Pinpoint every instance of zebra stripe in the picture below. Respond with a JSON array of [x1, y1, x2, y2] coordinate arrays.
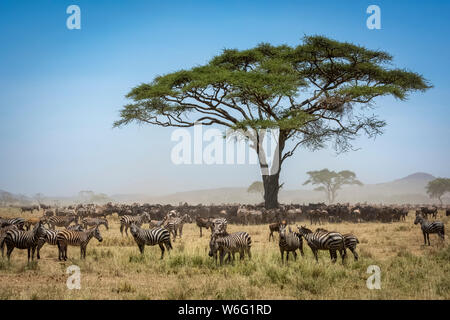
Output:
[[208, 231, 251, 265], [297, 226, 346, 263], [129, 224, 172, 259], [119, 213, 150, 236], [3, 221, 46, 261], [56, 227, 103, 260], [47, 215, 77, 230], [211, 218, 228, 236], [0, 225, 18, 257], [414, 214, 445, 245], [82, 217, 109, 230], [279, 225, 304, 262], [316, 228, 359, 261], [0, 217, 25, 230]]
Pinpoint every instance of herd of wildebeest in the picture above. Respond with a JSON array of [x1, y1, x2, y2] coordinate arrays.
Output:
[[0, 202, 448, 265]]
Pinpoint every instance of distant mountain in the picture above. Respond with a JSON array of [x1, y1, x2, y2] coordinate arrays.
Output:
[[109, 172, 444, 205], [1, 172, 446, 206]]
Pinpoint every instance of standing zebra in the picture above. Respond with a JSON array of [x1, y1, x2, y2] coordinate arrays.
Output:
[[36, 227, 58, 259], [279, 225, 304, 263], [82, 217, 109, 230], [164, 214, 192, 241], [56, 226, 103, 261], [414, 213, 445, 246], [0, 217, 25, 230], [129, 224, 172, 259], [2, 221, 46, 261], [316, 228, 359, 261], [211, 217, 228, 235], [0, 224, 18, 257], [119, 213, 150, 236], [297, 226, 346, 263], [47, 215, 77, 230], [208, 230, 252, 265]]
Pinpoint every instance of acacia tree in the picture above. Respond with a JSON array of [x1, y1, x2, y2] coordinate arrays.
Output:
[[303, 169, 363, 204], [114, 35, 430, 209], [426, 178, 450, 206], [247, 181, 264, 199]]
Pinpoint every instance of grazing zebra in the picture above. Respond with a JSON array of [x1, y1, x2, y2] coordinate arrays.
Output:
[[0, 217, 25, 230], [297, 226, 346, 263], [195, 216, 212, 237], [268, 220, 287, 242], [211, 218, 228, 235], [2, 221, 46, 261], [208, 231, 252, 265], [279, 225, 304, 263], [129, 224, 172, 259], [414, 214, 445, 246], [56, 226, 103, 261], [316, 228, 359, 261], [119, 213, 150, 236], [0, 225, 18, 257], [82, 217, 109, 230], [47, 215, 77, 230]]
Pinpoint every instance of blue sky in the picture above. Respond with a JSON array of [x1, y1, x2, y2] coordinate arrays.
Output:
[[0, 0, 449, 196]]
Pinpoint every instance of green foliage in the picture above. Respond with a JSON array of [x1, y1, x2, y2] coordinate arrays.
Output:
[[303, 169, 363, 203], [426, 178, 450, 204], [115, 35, 431, 208]]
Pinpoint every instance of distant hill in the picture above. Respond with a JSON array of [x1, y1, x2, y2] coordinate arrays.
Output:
[[109, 172, 447, 205], [1, 172, 447, 206]]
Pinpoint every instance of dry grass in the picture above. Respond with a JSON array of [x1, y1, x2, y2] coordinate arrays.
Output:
[[0, 207, 449, 300]]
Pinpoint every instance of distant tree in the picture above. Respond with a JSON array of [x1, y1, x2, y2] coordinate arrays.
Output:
[[426, 178, 450, 206], [34, 193, 45, 205], [115, 35, 431, 209], [303, 169, 363, 204], [247, 181, 264, 199]]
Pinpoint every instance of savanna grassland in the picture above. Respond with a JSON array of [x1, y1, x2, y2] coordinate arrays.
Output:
[[0, 207, 449, 300]]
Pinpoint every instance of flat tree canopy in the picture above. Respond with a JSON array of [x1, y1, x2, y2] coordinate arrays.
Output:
[[303, 169, 363, 204], [426, 178, 450, 206], [115, 35, 431, 209]]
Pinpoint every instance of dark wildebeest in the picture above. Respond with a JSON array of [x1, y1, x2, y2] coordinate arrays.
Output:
[[195, 216, 212, 237]]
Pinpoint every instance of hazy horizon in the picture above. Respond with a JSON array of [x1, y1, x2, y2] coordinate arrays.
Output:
[[1, 1, 449, 197]]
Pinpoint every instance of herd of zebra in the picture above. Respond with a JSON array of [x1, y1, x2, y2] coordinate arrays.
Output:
[[0, 204, 447, 266]]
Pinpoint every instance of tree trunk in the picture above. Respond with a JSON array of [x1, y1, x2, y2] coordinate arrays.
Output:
[[262, 173, 280, 209]]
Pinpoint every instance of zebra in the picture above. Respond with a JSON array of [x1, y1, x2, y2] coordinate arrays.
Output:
[[297, 225, 346, 263], [316, 228, 359, 261], [56, 226, 103, 261], [211, 218, 228, 236], [82, 217, 109, 230], [414, 213, 445, 246], [66, 224, 85, 231], [119, 213, 150, 236], [129, 224, 172, 259], [195, 216, 212, 237], [0, 217, 25, 230], [208, 230, 252, 265], [0, 224, 18, 257], [36, 227, 59, 259], [268, 220, 287, 242], [279, 225, 304, 263], [2, 221, 46, 261], [47, 215, 77, 230], [164, 214, 192, 241]]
